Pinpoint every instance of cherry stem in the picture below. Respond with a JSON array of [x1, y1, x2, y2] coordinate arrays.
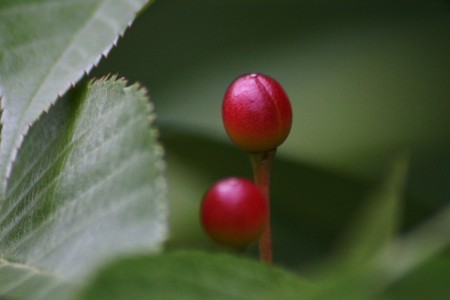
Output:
[[250, 150, 275, 264]]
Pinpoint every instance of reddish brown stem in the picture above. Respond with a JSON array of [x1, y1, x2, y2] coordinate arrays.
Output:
[[250, 150, 275, 264]]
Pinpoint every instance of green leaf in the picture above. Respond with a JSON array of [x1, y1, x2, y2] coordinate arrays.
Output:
[[309, 205, 450, 300], [380, 254, 450, 300], [0, 0, 151, 195], [0, 258, 73, 300], [375, 203, 450, 288], [0, 78, 167, 300], [77, 251, 316, 300], [335, 155, 409, 268], [303, 156, 410, 299], [309, 196, 450, 300]]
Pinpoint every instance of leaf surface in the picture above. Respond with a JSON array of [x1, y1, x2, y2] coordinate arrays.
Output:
[[77, 251, 316, 300], [0, 258, 72, 300], [336, 155, 409, 268], [0, 0, 150, 195], [0, 78, 167, 299]]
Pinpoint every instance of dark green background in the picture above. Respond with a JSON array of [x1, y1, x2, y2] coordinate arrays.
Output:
[[93, 0, 450, 271]]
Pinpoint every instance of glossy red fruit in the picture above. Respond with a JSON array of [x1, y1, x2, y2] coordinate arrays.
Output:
[[200, 177, 269, 249], [222, 73, 292, 153]]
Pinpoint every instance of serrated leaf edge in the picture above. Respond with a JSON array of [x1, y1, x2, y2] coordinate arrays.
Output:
[[0, 0, 150, 197], [1, 77, 167, 296]]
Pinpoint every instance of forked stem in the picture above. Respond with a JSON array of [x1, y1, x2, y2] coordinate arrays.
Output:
[[250, 150, 275, 264]]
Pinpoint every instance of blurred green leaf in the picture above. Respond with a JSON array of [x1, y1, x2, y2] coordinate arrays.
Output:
[[0, 0, 151, 195], [375, 203, 450, 288], [306, 156, 409, 300], [310, 270, 377, 300], [310, 201, 450, 300], [0, 78, 167, 299], [334, 155, 409, 268], [0, 258, 73, 300], [77, 251, 316, 300], [380, 254, 450, 300]]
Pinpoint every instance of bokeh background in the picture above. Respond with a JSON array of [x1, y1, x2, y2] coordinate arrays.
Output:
[[93, 0, 449, 272]]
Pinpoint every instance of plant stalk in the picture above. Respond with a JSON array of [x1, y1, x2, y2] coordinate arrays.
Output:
[[250, 150, 275, 264]]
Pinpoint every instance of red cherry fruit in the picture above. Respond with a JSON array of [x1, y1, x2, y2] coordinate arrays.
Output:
[[200, 177, 269, 249], [222, 73, 292, 153]]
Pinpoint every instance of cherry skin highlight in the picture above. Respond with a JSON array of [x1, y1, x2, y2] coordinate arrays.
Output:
[[222, 73, 292, 153], [200, 177, 269, 249]]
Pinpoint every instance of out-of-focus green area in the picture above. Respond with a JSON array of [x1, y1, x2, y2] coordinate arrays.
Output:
[[94, 0, 449, 271]]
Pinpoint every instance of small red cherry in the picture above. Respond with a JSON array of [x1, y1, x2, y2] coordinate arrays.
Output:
[[200, 177, 269, 249], [222, 73, 292, 153]]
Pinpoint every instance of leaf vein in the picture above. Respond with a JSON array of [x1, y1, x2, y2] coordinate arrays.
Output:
[[0, 112, 146, 244]]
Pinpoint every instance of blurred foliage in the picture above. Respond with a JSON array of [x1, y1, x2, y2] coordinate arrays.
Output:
[[77, 251, 316, 300], [0, 0, 448, 298], [94, 0, 449, 270], [95, 0, 449, 173], [74, 158, 449, 298]]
